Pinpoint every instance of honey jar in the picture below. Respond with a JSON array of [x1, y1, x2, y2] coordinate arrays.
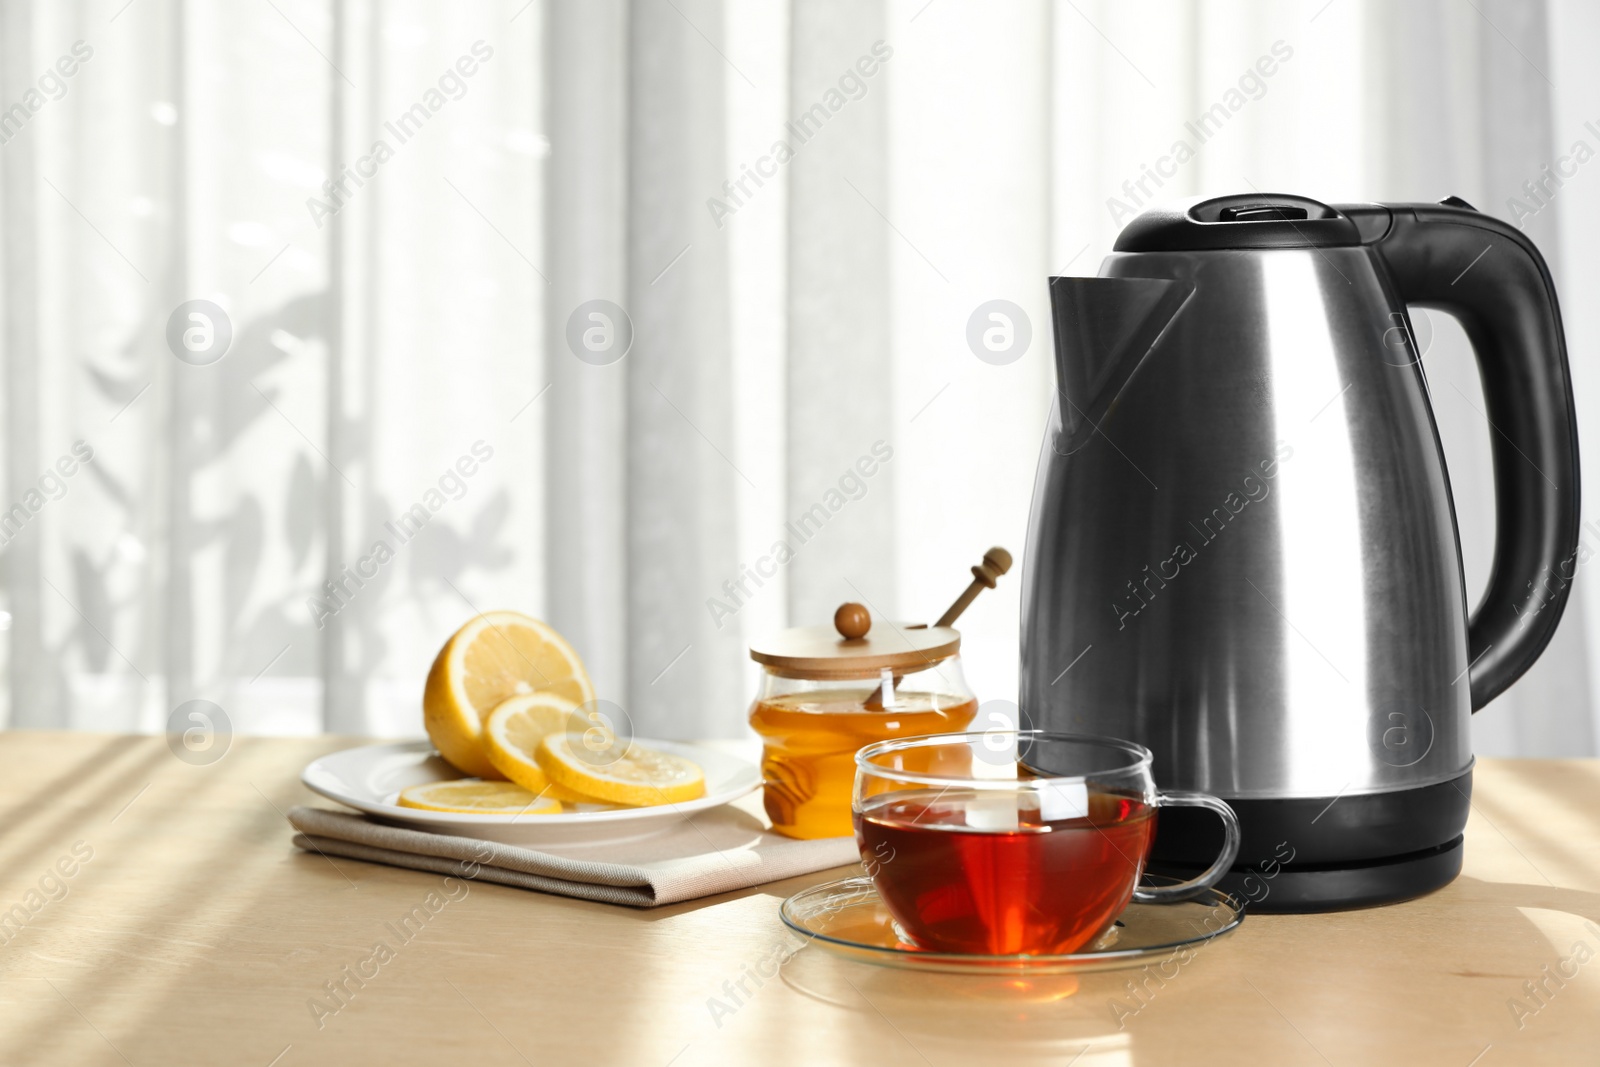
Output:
[[749, 603, 978, 839]]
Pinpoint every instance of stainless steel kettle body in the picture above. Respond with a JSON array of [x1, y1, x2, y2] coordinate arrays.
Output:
[[1020, 194, 1581, 910]]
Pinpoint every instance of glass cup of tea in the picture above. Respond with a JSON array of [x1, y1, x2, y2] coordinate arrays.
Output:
[[853, 730, 1241, 956]]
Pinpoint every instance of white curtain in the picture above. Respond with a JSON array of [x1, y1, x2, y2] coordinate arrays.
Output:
[[2, 0, 1596, 757]]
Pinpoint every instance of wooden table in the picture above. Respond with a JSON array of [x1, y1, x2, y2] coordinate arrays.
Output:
[[0, 734, 1596, 1066]]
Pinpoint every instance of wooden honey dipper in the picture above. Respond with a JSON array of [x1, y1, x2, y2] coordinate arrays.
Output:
[[856, 546, 1012, 708], [933, 545, 1013, 628]]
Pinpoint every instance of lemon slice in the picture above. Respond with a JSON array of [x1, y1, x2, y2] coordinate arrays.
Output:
[[396, 780, 561, 815], [483, 692, 580, 794], [536, 734, 706, 806], [423, 611, 595, 779]]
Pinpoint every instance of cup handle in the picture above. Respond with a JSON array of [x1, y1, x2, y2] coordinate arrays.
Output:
[[1131, 790, 1241, 904]]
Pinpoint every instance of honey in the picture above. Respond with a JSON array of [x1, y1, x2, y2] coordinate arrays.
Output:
[[751, 687, 978, 839], [746, 596, 987, 840]]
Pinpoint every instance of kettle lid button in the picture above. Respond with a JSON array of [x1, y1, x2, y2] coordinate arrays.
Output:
[[1438, 195, 1478, 211]]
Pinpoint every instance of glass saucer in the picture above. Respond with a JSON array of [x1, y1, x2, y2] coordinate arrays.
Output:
[[779, 876, 1245, 975]]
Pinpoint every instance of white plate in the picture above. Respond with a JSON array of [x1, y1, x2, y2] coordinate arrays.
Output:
[[301, 739, 762, 847]]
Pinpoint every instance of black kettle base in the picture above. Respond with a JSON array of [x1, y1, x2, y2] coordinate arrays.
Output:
[[1148, 836, 1464, 914], [1144, 770, 1473, 912]]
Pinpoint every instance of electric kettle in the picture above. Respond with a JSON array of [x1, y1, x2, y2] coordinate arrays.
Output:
[[1020, 193, 1580, 911]]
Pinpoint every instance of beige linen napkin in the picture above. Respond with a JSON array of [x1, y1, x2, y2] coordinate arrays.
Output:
[[287, 804, 859, 907]]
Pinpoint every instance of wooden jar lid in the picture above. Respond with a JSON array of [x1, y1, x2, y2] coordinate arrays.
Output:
[[749, 603, 960, 678]]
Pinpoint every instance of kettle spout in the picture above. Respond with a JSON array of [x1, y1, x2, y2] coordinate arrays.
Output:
[[1049, 276, 1192, 432]]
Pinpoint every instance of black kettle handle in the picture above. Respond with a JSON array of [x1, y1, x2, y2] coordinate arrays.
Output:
[[1369, 199, 1581, 710]]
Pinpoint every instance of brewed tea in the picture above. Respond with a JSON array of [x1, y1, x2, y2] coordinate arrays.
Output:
[[854, 785, 1156, 955]]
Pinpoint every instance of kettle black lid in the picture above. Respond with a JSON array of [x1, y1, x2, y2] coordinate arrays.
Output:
[[1114, 193, 1370, 252]]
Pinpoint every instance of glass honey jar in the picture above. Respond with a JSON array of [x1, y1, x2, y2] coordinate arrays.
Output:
[[749, 602, 978, 839]]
